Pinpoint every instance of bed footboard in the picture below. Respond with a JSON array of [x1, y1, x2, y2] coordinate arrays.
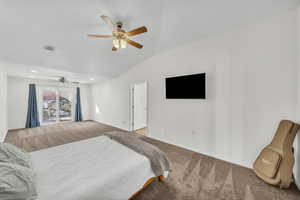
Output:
[[128, 176, 164, 200]]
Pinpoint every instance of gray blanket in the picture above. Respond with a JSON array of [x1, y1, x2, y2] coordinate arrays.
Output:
[[104, 131, 171, 177]]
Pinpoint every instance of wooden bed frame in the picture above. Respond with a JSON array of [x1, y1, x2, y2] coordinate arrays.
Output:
[[129, 176, 164, 200]]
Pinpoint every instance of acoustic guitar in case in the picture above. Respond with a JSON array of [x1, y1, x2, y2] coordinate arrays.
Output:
[[253, 120, 300, 188]]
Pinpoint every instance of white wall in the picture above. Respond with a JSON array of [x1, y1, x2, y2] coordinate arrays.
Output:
[[0, 68, 7, 142], [7, 76, 92, 130], [91, 9, 298, 168]]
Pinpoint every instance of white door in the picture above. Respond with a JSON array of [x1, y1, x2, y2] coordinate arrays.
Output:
[[133, 82, 147, 130]]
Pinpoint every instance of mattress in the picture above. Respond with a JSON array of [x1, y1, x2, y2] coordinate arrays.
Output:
[[30, 136, 155, 200]]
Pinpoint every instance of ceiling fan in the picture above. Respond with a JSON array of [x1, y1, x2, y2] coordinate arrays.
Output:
[[87, 15, 148, 51], [47, 76, 79, 84]]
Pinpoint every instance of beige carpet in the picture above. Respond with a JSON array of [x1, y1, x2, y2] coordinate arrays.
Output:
[[5, 121, 300, 200]]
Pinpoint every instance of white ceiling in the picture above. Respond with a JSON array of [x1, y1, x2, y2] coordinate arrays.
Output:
[[0, 0, 299, 78], [2, 61, 105, 84]]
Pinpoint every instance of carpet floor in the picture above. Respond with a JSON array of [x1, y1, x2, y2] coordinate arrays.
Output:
[[5, 121, 300, 200]]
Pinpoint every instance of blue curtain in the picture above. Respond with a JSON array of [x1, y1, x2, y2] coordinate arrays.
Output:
[[75, 87, 83, 121], [25, 84, 40, 128]]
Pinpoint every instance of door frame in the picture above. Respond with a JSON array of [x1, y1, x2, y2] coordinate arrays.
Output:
[[130, 81, 148, 132]]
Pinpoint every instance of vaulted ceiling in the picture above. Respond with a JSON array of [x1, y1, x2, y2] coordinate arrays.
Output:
[[0, 0, 299, 78]]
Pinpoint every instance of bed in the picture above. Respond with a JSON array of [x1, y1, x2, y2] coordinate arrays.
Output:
[[30, 136, 161, 200]]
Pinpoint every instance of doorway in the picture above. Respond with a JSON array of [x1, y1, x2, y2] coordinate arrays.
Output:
[[131, 82, 147, 135], [39, 86, 74, 125]]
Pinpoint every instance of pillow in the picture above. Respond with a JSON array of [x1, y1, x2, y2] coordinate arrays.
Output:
[[0, 162, 37, 200], [0, 143, 33, 169]]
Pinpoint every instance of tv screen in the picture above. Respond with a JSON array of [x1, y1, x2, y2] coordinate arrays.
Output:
[[165, 73, 206, 99]]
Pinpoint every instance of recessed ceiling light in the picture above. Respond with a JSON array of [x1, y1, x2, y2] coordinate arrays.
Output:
[[31, 70, 38, 73], [90, 78, 95, 81]]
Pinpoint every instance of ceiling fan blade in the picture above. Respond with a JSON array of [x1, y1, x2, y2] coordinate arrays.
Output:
[[87, 34, 112, 38], [126, 26, 148, 37], [126, 39, 143, 49], [112, 47, 118, 51], [101, 15, 115, 27]]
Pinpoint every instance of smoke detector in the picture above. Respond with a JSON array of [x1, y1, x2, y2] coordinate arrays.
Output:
[[43, 45, 55, 51]]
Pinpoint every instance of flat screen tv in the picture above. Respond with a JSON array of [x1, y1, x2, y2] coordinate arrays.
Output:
[[165, 73, 206, 99]]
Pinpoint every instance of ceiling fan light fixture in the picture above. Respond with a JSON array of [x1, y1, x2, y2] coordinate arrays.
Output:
[[113, 38, 127, 49]]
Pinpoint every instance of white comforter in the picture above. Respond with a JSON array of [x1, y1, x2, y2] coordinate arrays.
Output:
[[30, 136, 155, 200]]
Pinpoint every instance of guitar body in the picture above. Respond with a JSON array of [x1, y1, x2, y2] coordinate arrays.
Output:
[[253, 120, 300, 188]]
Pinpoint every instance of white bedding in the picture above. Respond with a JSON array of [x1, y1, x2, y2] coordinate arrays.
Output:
[[30, 136, 155, 200]]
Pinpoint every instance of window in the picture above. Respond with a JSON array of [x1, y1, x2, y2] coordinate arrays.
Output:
[[39, 87, 74, 125]]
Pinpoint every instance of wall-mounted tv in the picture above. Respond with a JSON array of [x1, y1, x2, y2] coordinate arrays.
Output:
[[165, 73, 206, 99]]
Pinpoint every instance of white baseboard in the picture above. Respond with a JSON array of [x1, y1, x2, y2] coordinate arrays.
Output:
[[149, 135, 250, 169]]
